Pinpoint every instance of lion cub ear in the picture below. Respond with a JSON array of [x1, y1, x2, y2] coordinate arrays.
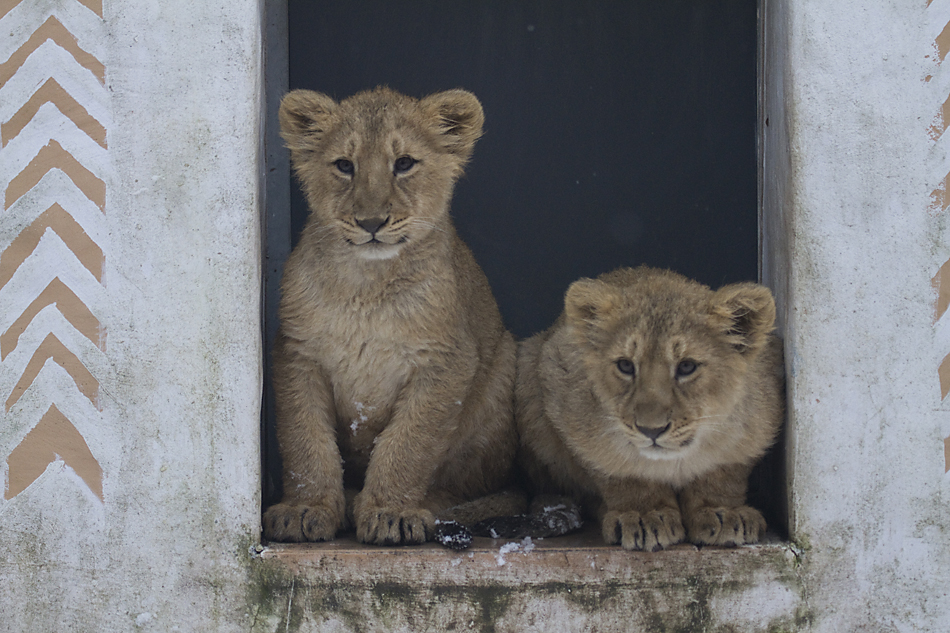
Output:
[[710, 283, 776, 353], [564, 278, 621, 332], [420, 89, 485, 162], [279, 90, 337, 153]]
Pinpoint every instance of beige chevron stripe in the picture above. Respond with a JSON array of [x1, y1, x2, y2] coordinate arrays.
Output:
[[939, 20, 950, 63], [1, 277, 104, 360], [929, 2, 950, 471], [0, 15, 104, 87], [0, 1, 102, 21], [932, 177, 950, 214], [5, 140, 105, 210], [0, 203, 103, 290], [931, 95, 950, 139], [1, 1, 108, 500], [4, 404, 102, 501], [2, 79, 106, 148], [5, 333, 99, 411], [932, 258, 950, 323], [940, 353, 950, 401]]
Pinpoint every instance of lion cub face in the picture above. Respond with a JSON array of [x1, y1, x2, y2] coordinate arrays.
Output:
[[562, 267, 776, 473], [279, 87, 484, 261]]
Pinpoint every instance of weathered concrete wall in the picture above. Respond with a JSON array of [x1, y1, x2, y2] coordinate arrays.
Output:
[[0, 0, 263, 630], [1, 0, 950, 631], [251, 535, 807, 633], [768, 0, 950, 630]]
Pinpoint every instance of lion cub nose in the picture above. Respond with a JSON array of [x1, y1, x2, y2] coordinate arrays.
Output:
[[357, 216, 388, 236], [636, 422, 671, 440]]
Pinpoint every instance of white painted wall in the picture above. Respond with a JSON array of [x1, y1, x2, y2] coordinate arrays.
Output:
[[0, 0, 948, 631], [0, 1, 263, 630], [767, 0, 950, 630]]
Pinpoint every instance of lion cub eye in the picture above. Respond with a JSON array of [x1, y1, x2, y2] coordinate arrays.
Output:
[[676, 360, 698, 377], [334, 159, 354, 175], [394, 155, 417, 174], [616, 359, 635, 377]]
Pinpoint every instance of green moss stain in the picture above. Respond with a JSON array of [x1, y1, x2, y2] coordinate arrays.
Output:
[[792, 532, 812, 554], [463, 584, 516, 633], [242, 546, 808, 632], [238, 535, 298, 632]]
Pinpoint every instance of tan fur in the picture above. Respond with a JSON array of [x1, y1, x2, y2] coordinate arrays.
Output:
[[263, 87, 521, 545], [516, 266, 784, 550]]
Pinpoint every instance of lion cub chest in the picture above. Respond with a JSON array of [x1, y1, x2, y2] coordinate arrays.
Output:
[[301, 299, 423, 456]]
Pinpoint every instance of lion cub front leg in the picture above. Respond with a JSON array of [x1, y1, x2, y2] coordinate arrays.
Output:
[[263, 341, 346, 542], [597, 476, 684, 551], [354, 372, 467, 546], [679, 463, 765, 546]]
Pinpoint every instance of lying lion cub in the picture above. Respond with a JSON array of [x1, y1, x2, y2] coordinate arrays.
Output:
[[263, 87, 521, 545], [516, 266, 784, 550]]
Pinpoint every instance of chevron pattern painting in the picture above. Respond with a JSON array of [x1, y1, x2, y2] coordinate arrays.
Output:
[[0, 0, 110, 501], [930, 0, 950, 473]]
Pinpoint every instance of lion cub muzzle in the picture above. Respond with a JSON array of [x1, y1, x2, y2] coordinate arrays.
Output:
[[350, 214, 406, 259], [355, 215, 389, 238], [630, 379, 676, 448], [635, 421, 670, 441]]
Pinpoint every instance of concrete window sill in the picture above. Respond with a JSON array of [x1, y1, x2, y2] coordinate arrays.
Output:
[[254, 528, 805, 631]]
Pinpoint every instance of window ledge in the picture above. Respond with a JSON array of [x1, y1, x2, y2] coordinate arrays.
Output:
[[253, 528, 805, 631]]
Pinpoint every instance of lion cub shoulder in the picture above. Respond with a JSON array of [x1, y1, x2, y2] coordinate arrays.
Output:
[[263, 87, 520, 546], [516, 266, 783, 550]]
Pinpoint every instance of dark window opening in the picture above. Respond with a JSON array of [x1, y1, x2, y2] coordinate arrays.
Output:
[[265, 0, 784, 539]]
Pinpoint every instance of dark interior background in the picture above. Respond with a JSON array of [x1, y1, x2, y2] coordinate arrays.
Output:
[[288, 0, 758, 339], [274, 0, 784, 536]]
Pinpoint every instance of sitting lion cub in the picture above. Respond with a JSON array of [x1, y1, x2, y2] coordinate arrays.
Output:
[[516, 266, 784, 550], [263, 87, 521, 545]]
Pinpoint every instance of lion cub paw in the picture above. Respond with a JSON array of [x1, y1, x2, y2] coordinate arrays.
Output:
[[262, 502, 344, 543], [355, 506, 435, 546], [602, 508, 685, 551], [685, 505, 765, 546]]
